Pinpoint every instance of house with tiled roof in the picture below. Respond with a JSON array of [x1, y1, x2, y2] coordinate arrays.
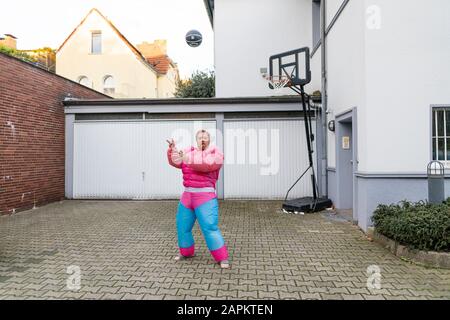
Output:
[[0, 34, 18, 49], [137, 40, 179, 98], [55, 8, 178, 98]]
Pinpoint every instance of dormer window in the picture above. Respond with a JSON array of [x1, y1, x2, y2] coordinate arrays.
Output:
[[91, 31, 102, 54]]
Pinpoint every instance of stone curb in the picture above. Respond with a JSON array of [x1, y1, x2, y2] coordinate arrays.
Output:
[[372, 231, 450, 269]]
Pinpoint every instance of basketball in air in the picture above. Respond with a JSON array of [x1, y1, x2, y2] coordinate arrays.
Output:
[[185, 30, 202, 47]]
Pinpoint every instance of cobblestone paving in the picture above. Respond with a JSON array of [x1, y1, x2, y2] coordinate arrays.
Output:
[[0, 200, 449, 300]]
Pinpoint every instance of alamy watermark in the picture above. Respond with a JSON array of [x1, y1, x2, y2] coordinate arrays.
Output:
[[171, 124, 284, 176], [366, 265, 382, 291], [366, 5, 382, 30], [66, 265, 81, 291]]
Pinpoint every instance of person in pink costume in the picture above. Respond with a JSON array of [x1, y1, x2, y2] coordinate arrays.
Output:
[[166, 129, 230, 269]]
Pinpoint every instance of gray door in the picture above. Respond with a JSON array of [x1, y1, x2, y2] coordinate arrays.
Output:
[[336, 120, 353, 209]]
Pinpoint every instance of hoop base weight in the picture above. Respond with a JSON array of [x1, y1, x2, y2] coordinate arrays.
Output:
[[282, 197, 333, 213]]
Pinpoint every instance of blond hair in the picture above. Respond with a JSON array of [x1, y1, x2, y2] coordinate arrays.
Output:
[[196, 129, 210, 139]]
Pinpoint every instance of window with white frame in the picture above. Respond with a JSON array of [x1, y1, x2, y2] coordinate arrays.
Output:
[[78, 76, 91, 87], [103, 75, 115, 95], [91, 31, 102, 54], [432, 108, 450, 164]]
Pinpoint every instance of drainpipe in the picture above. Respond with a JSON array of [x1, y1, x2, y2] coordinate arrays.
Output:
[[321, 0, 328, 197]]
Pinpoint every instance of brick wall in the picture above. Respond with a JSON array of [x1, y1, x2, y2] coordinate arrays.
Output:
[[0, 52, 110, 215]]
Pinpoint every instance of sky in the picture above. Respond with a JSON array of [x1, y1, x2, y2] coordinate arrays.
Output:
[[0, 0, 214, 78]]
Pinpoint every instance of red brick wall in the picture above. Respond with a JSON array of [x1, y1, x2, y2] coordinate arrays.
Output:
[[0, 52, 110, 215]]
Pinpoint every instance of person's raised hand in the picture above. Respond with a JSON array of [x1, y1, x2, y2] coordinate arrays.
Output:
[[166, 138, 176, 149], [178, 150, 188, 162]]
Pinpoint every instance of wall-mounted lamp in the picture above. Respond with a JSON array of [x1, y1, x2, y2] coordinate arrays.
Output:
[[328, 120, 335, 132]]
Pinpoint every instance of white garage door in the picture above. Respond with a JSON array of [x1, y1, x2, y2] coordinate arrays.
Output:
[[73, 120, 216, 199], [223, 119, 316, 199]]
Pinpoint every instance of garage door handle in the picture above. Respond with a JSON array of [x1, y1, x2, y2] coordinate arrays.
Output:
[[142, 172, 145, 181]]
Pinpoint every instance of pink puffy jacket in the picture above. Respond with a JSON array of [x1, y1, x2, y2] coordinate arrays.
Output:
[[167, 145, 224, 188]]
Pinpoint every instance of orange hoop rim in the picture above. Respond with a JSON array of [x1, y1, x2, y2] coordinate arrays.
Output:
[[263, 75, 292, 89]]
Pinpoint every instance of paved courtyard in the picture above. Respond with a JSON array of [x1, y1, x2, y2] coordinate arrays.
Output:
[[0, 200, 449, 300]]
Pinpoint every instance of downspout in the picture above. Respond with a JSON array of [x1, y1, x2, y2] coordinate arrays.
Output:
[[321, 0, 328, 197], [156, 75, 159, 98]]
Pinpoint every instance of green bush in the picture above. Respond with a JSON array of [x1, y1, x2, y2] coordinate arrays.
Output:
[[174, 70, 215, 98], [372, 199, 450, 252], [0, 45, 37, 63]]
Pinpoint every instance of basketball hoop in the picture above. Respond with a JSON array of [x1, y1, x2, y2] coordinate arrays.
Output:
[[262, 74, 291, 90]]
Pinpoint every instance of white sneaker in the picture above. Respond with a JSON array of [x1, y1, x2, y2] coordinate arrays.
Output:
[[174, 254, 195, 261], [219, 260, 230, 269]]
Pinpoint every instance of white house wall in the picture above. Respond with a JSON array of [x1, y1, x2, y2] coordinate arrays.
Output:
[[326, 0, 347, 24], [326, 0, 450, 173], [56, 10, 158, 98], [363, 0, 450, 173], [324, 0, 366, 170], [321, 0, 450, 231], [157, 67, 178, 98], [214, 0, 316, 97]]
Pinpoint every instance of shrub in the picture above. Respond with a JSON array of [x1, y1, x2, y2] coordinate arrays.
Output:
[[372, 199, 450, 252], [174, 70, 215, 98], [0, 45, 37, 64]]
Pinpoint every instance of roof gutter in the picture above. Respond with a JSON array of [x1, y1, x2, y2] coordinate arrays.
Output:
[[62, 96, 304, 106], [203, 0, 214, 28]]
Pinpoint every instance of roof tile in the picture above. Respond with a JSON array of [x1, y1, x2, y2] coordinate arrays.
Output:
[[145, 55, 173, 74]]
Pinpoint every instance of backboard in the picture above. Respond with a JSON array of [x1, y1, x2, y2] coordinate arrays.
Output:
[[267, 47, 311, 89]]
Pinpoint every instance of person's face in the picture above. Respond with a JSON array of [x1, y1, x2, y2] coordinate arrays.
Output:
[[196, 132, 210, 150]]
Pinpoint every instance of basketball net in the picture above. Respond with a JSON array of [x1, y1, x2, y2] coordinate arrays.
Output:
[[262, 74, 291, 90]]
